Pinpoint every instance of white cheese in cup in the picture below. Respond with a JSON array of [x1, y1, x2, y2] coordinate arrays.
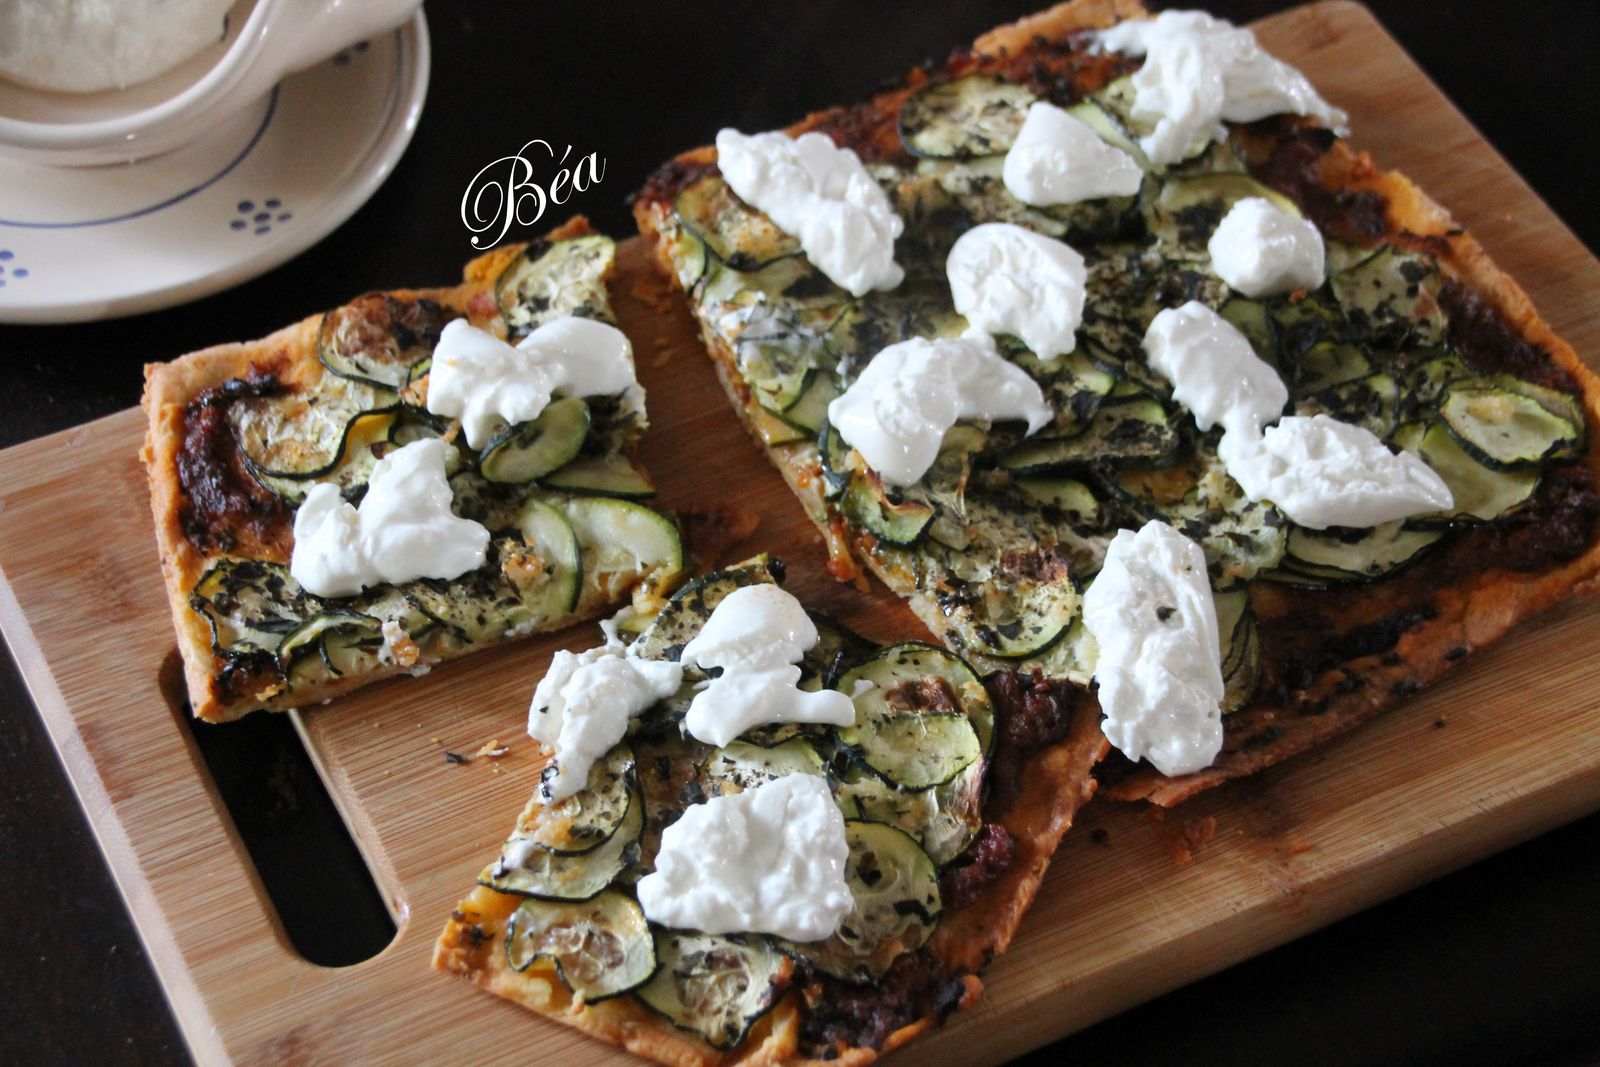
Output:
[[714, 128, 905, 297], [1207, 197, 1326, 298], [946, 221, 1088, 363], [1082, 519, 1224, 777], [0, 0, 233, 93], [636, 773, 853, 942], [827, 333, 1052, 487], [1002, 100, 1145, 206], [426, 317, 639, 450], [289, 438, 489, 598]]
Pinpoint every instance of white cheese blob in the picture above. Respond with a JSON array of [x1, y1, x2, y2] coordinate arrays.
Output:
[[827, 334, 1052, 486], [1082, 520, 1224, 777], [714, 128, 905, 297], [289, 439, 490, 598], [1143, 301, 1286, 439], [1097, 10, 1348, 166], [947, 222, 1088, 362], [0, 0, 232, 93], [1218, 414, 1454, 530], [679, 585, 856, 748], [527, 639, 684, 802], [636, 773, 853, 942], [1207, 197, 1326, 297], [1002, 100, 1145, 206], [425, 317, 639, 449]]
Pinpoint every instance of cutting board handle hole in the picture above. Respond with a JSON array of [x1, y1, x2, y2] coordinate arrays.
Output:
[[163, 654, 398, 966]]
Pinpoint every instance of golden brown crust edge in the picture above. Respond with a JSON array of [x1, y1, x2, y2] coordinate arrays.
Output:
[[139, 220, 596, 721]]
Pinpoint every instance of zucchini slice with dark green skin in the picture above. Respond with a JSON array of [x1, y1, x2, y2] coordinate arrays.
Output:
[[1214, 589, 1261, 713], [318, 293, 451, 390], [1399, 420, 1541, 524], [629, 557, 781, 663], [1065, 97, 1151, 170], [228, 376, 399, 482], [840, 476, 936, 548], [541, 452, 656, 498], [1439, 381, 1582, 470], [1288, 340, 1371, 394], [636, 933, 789, 1049], [1145, 172, 1300, 249], [702, 738, 826, 796], [838, 646, 984, 789], [516, 744, 635, 854], [1014, 475, 1101, 527], [673, 173, 801, 270], [482, 788, 643, 900], [191, 559, 316, 659], [516, 498, 582, 617], [562, 496, 683, 593], [817, 421, 854, 500], [1330, 245, 1447, 346], [899, 74, 1036, 159], [496, 233, 617, 340], [1281, 521, 1444, 583], [277, 610, 380, 672], [1218, 297, 1279, 366], [783, 821, 941, 984], [933, 544, 1082, 660], [776, 370, 840, 434], [504, 890, 657, 1001], [833, 758, 983, 866], [1295, 372, 1399, 440], [999, 395, 1180, 473], [479, 396, 591, 484]]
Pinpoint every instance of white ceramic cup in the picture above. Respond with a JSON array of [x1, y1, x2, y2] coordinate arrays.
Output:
[[0, 0, 421, 167]]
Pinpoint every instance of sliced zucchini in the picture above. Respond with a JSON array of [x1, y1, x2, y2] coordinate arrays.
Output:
[[1218, 297, 1279, 367], [277, 610, 380, 672], [479, 396, 591, 483], [190, 560, 314, 658], [787, 821, 941, 983], [630, 557, 781, 663], [1406, 420, 1541, 524], [933, 544, 1082, 659], [1014, 475, 1101, 527], [563, 497, 684, 594], [1000, 395, 1180, 473], [837, 642, 994, 755], [840, 476, 936, 547], [318, 293, 449, 389], [1213, 589, 1260, 713], [504, 890, 656, 1002], [1289, 340, 1370, 394], [839, 647, 984, 790], [1064, 97, 1151, 170], [228, 375, 397, 480], [482, 788, 642, 900], [636, 933, 789, 1050], [402, 537, 537, 643], [702, 738, 826, 796], [1295, 372, 1399, 439], [496, 233, 617, 339], [818, 420, 853, 499], [515, 744, 635, 854], [898, 74, 1036, 159], [834, 759, 983, 867], [1330, 245, 1447, 347], [776, 371, 840, 434], [541, 452, 656, 498], [673, 173, 801, 270], [1439, 381, 1581, 470], [1284, 521, 1444, 582]]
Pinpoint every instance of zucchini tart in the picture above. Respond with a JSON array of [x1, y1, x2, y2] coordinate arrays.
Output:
[[634, 0, 1600, 804], [143, 218, 687, 721]]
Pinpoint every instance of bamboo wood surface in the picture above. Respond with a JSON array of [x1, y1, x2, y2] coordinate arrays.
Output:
[[1, 4, 1598, 1064]]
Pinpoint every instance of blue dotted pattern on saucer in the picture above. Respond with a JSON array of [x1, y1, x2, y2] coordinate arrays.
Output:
[[230, 199, 293, 236], [0, 249, 30, 287]]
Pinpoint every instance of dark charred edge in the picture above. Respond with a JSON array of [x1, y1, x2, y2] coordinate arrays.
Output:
[[1236, 119, 1390, 243], [176, 366, 290, 555], [983, 669, 1086, 814], [797, 950, 972, 1059], [1441, 279, 1580, 393], [938, 822, 1018, 911]]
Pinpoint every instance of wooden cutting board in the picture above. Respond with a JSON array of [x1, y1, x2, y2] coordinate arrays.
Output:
[[3, 4, 1599, 1064]]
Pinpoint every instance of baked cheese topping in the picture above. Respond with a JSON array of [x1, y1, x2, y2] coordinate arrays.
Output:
[[1002, 100, 1145, 206], [1097, 10, 1348, 166], [289, 439, 490, 598], [827, 334, 1052, 486], [1145, 303, 1453, 529], [1207, 197, 1326, 297], [715, 128, 905, 297], [1144, 300, 1286, 439], [1082, 519, 1224, 777], [527, 637, 684, 801], [636, 773, 853, 942], [1220, 414, 1455, 530], [426, 317, 639, 449], [947, 222, 1088, 363], [679, 585, 856, 747]]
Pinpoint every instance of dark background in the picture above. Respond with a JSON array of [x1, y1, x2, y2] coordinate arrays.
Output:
[[3, 2, 1598, 1064]]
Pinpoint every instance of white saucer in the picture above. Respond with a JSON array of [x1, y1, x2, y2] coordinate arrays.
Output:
[[0, 12, 430, 325]]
